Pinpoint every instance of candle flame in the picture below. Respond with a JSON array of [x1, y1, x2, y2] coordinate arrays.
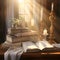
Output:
[[43, 29, 48, 36]]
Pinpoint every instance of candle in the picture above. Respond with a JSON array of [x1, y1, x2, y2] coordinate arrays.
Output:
[[51, 2, 54, 11], [43, 29, 48, 36], [40, 7, 43, 21]]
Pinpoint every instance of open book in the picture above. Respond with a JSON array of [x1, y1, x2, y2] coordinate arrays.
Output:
[[22, 41, 39, 52], [36, 40, 53, 50], [22, 40, 53, 52]]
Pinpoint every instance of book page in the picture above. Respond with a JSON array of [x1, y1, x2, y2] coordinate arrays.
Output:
[[41, 40, 53, 48], [22, 41, 38, 52], [36, 41, 45, 50], [36, 40, 53, 50]]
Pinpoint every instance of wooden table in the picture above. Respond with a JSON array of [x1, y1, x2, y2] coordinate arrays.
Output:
[[0, 45, 8, 60], [20, 51, 60, 60], [0, 45, 60, 60]]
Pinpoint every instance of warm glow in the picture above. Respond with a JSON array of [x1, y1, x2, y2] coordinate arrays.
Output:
[[18, 0, 34, 25], [51, 2, 54, 11], [31, 19, 35, 26], [18, 0, 24, 3], [17, 0, 50, 31], [43, 29, 48, 36]]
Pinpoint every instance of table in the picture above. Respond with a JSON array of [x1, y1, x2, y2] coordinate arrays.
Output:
[[0, 45, 60, 60]]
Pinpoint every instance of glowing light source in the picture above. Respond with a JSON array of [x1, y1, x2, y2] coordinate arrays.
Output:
[[43, 29, 48, 36], [18, 0, 24, 3], [51, 2, 54, 11]]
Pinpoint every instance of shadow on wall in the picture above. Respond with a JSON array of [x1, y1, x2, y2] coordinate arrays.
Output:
[[0, 0, 7, 44], [54, 17, 60, 43]]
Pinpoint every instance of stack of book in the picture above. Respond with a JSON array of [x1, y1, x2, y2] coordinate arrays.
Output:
[[9, 28, 39, 43]]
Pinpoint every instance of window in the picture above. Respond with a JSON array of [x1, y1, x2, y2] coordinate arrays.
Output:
[[6, 0, 42, 31]]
